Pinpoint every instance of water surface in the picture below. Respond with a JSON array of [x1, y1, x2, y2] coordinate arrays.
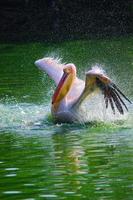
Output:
[[0, 37, 133, 199]]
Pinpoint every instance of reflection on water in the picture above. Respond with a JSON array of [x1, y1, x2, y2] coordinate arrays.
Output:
[[0, 102, 132, 200], [0, 38, 133, 199], [0, 125, 133, 200]]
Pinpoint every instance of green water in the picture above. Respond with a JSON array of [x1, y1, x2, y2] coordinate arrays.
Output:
[[0, 37, 133, 200]]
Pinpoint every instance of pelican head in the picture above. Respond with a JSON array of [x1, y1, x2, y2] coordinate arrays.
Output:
[[52, 63, 76, 111]]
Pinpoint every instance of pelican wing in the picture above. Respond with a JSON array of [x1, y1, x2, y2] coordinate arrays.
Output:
[[74, 69, 131, 114], [35, 57, 85, 96], [35, 57, 64, 85], [88, 71, 131, 114]]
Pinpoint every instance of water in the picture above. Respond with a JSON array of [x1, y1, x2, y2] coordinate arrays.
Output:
[[0, 37, 133, 200]]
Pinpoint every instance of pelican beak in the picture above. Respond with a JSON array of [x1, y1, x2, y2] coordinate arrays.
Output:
[[52, 71, 69, 105]]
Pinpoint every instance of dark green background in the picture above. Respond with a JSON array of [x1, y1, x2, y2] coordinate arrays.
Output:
[[0, 0, 132, 42]]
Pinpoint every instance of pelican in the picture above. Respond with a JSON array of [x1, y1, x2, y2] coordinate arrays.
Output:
[[35, 57, 131, 123]]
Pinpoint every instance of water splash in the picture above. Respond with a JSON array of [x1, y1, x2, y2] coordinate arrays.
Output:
[[0, 102, 49, 131], [74, 92, 132, 126], [91, 64, 106, 75], [0, 97, 132, 133]]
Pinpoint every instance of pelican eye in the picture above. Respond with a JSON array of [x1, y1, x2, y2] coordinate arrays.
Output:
[[63, 67, 72, 74]]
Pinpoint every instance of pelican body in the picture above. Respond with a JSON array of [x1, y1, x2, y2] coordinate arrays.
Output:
[[35, 57, 131, 123]]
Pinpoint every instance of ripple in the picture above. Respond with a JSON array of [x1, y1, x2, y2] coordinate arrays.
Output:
[[24, 199, 36, 200], [64, 191, 76, 194], [5, 173, 17, 177], [39, 194, 58, 198], [5, 167, 19, 171], [24, 183, 35, 186], [24, 198, 35, 200], [3, 191, 22, 194]]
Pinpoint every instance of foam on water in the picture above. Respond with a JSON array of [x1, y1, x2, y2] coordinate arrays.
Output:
[[73, 92, 132, 125], [0, 97, 132, 133], [0, 102, 49, 131]]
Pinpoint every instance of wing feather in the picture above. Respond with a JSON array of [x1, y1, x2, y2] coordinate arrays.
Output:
[[73, 68, 131, 115], [95, 75, 131, 114], [35, 57, 64, 85]]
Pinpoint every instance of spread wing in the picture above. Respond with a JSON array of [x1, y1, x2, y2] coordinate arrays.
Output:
[[87, 70, 131, 114], [35, 57, 85, 96], [35, 57, 64, 85], [74, 69, 131, 114]]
